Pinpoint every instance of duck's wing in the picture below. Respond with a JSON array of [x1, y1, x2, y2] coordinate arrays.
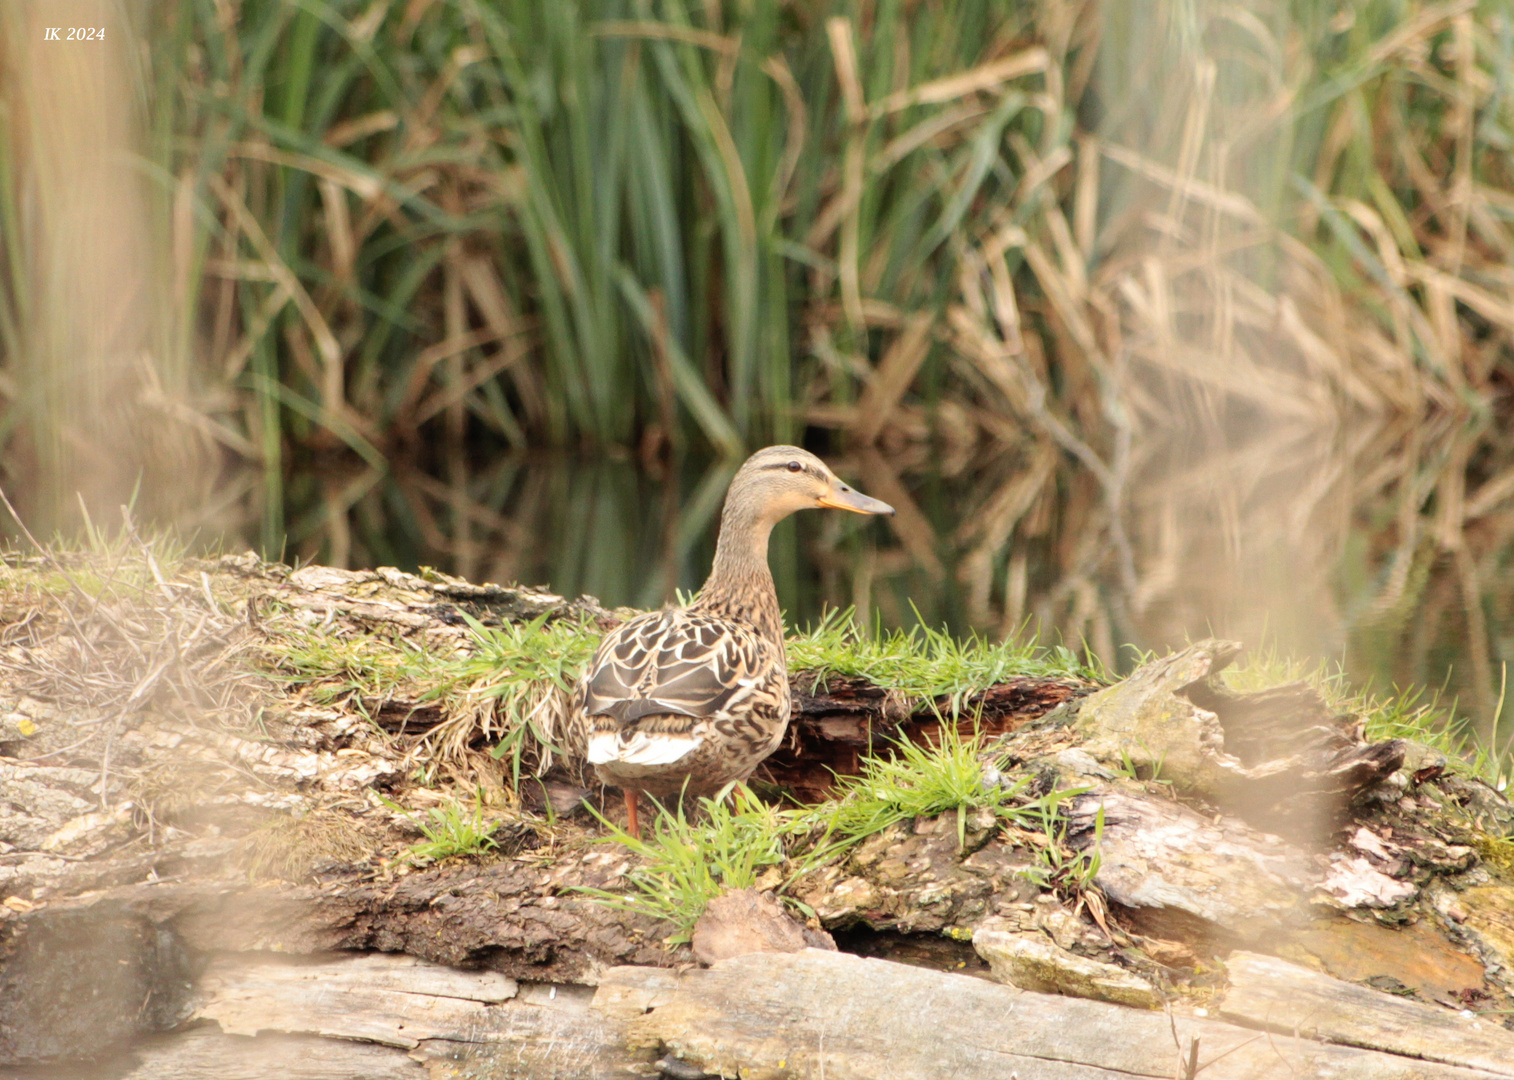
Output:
[[579, 610, 772, 766]]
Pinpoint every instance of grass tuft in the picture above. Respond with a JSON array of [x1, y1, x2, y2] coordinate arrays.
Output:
[[262, 608, 600, 782], [788, 608, 1104, 704], [1223, 641, 1511, 789], [583, 724, 1098, 940], [580, 785, 807, 943], [378, 789, 500, 864], [1016, 799, 1104, 898], [824, 720, 1032, 848]]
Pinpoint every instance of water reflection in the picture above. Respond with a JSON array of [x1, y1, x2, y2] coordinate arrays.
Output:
[[261, 408, 1514, 751]]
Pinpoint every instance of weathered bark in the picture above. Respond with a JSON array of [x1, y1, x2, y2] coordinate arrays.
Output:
[[1064, 788, 1318, 944], [770, 673, 1088, 801], [196, 951, 646, 1080], [599, 949, 1509, 1080], [1220, 951, 1514, 1075]]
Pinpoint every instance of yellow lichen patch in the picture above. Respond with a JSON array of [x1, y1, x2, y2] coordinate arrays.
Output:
[[1280, 917, 1487, 1001], [1474, 835, 1514, 879], [1461, 886, 1514, 979]]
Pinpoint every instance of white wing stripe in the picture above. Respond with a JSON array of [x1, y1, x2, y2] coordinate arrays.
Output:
[[587, 731, 702, 767]]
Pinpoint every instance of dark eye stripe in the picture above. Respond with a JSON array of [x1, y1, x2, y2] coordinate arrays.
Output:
[[761, 459, 814, 474]]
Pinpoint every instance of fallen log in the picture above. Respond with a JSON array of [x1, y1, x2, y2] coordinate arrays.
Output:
[[2, 550, 1513, 1076], [600, 949, 1507, 1080], [1220, 951, 1514, 1075], [121, 947, 1514, 1080], [196, 951, 639, 1080]]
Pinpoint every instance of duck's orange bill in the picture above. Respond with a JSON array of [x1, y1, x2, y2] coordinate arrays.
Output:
[[817, 487, 895, 515]]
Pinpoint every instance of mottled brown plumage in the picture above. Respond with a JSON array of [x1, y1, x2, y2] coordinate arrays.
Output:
[[571, 446, 893, 835]]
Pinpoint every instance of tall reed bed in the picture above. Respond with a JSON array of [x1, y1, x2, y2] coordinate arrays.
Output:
[[2, 1, 1509, 478], [134, 0, 1076, 468]]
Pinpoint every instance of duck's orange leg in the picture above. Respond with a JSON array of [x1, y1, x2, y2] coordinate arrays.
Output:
[[624, 788, 641, 839]]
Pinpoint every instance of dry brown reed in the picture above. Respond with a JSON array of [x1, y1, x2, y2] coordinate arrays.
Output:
[[0, 500, 265, 814]]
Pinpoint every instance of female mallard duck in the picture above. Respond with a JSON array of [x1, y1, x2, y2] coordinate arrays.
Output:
[[572, 446, 893, 836]]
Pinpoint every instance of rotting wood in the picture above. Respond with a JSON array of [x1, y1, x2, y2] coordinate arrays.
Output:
[[1064, 788, 1317, 944], [765, 672, 1088, 801], [193, 951, 649, 1080], [1220, 951, 1514, 1076], [597, 949, 1506, 1080], [4, 554, 1514, 1073], [0, 1026, 430, 1080]]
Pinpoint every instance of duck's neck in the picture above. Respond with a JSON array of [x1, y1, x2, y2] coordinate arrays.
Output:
[[691, 498, 784, 645]]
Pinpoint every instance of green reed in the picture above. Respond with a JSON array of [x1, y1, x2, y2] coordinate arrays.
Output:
[[6, 1, 1511, 472], [50, 0, 1073, 460]]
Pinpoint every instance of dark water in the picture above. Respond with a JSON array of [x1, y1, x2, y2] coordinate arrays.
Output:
[[283, 449, 958, 627], [264, 417, 1514, 757], [8, 413, 1504, 753]]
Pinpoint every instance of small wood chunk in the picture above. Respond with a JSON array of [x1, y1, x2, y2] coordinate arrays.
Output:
[[972, 927, 1160, 1008], [691, 889, 833, 966], [1220, 951, 1514, 1076], [109, 1026, 426, 1080], [1066, 790, 1315, 942], [200, 952, 517, 1048]]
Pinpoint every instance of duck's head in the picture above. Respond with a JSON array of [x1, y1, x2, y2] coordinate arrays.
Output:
[[729, 445, 895, 523]]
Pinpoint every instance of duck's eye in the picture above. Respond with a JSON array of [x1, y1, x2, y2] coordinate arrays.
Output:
[[786, 461, 802, 473]]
